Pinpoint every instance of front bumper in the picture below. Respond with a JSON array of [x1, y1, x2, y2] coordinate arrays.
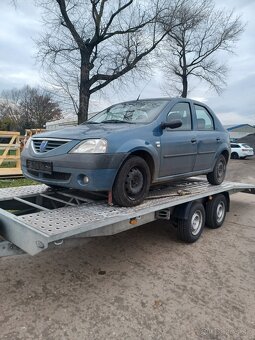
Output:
[[21, 151, 128, 191]]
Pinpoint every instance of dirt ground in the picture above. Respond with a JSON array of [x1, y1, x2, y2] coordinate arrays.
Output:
[[0, 158, 255, 340]]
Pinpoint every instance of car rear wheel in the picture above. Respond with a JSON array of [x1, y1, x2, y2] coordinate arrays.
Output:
[[207, 154, 226, 185], [206, 194, 227, 229], [177, 202, 205, 243], [112, 156, 150, 207], [231, 152, 239, 159]]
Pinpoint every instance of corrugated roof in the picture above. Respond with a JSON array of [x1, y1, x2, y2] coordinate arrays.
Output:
[[226, 124, 254, 131]]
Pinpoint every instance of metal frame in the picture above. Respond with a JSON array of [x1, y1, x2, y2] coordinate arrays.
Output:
[[0, 179, 254, 257]]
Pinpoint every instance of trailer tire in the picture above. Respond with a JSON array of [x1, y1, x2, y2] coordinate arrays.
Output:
[[206, 194, 227, 229], [207, 154, 226, 185], [177, 202, 205, 243], [112, 156, 150, 207]]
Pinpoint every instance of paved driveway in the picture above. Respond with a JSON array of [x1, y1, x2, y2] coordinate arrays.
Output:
[[0, 159, 255, 340]]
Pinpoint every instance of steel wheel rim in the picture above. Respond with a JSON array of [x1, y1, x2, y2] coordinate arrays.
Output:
[[216, 201, 225, 223], [125, 167, 144, 198], [191, 210, 203, 235], [217, 160, 225, 180]]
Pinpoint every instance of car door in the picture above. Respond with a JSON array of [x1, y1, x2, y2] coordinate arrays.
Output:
[[159, 101, 197, 177], [192, 104, 219, 171]]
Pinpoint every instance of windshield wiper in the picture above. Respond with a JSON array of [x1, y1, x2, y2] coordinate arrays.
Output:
[[101, 120, 134, 124]]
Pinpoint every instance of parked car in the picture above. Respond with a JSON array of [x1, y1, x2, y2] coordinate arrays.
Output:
[[21, 98, 230, 206], [230, 143, 254, 159]]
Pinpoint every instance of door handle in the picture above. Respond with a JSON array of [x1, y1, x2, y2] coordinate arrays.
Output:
[[216, 137, 221, 142], [191, 138, 197, 144]]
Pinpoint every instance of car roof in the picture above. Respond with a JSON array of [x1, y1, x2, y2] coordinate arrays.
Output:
[[109, 97, 206, 106]]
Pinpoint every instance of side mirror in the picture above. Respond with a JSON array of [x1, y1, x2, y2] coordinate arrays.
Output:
[[161, 119, 182, 130]]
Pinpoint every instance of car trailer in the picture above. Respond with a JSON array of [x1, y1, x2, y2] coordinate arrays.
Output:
[[0, 178, 254, 258]]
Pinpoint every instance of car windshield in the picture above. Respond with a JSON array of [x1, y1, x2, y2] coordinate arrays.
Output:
[[86, 100, 169, 124]]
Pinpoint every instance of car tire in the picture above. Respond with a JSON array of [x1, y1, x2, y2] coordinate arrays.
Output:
[[207, 154, 226, 185], [205, 194, 227, 229], [112, 156, 151, 207], [231, 152, 239, 159], [177, 202, 205, 243]]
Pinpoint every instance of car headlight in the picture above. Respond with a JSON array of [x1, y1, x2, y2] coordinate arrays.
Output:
[[70, 139, 108, 153]]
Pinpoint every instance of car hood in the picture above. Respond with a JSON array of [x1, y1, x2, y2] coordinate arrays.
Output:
[[32, 123, 141, 140]]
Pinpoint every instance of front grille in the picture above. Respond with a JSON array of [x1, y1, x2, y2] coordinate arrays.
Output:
[[32, 139, 70, 153], [28, 169, 71, 181]]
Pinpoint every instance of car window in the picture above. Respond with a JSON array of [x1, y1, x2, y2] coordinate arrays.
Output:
[[194, 105, 214, 131], [166, 102, 192, 130], [231, 144, 239, 148]]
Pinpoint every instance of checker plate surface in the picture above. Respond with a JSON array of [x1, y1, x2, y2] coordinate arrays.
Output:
[[0, 180, 254, 240], [0, 185, 48, 201]]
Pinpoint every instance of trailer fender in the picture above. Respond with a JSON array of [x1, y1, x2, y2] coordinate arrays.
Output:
[[172, 201, 194, 220], [173, 191, 230, 222]]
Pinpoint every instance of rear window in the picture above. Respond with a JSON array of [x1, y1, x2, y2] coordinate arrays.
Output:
[[194, 105, 214, 131]]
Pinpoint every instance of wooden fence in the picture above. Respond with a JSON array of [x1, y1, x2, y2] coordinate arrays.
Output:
[[0, 131, 22, 176]]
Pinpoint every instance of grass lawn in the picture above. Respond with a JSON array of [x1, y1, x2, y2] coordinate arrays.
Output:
[[0, 162, 17, 168], [0, 150, 19, 168], [0, 178, 38, 188]]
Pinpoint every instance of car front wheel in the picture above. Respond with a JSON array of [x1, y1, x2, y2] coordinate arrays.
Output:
[[112, 156, 151, 207], [207, 154, 226, 185]]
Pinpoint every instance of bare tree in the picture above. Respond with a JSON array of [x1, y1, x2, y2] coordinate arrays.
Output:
[[36, 0, 183, 123], [0, 86, 62, 132], [0, 88, 23, 129], [160, 0, 244, 97]]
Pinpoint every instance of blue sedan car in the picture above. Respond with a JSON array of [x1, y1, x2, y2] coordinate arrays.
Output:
[[21, 98, 230, 206]]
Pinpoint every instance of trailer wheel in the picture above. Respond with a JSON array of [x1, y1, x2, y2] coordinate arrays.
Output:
[[206, 194, 227, 229], [177, 202, 205, 243], [207, 154, 226, 185], [112, 156, 150, 207]]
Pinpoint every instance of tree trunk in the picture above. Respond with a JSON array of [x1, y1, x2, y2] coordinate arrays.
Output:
[[78, 90, 90, 124], [181, 74, 188, 98], [78, 55, 90, 124]]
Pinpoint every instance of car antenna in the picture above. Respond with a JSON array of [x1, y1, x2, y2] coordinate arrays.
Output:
[[136, 79, 151, 100]]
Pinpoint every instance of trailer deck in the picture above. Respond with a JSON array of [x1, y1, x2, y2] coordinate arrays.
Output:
[[0, 179, 254, 256]]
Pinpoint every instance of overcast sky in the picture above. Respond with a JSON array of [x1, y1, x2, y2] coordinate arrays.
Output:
[[0, 0, 254, 126]]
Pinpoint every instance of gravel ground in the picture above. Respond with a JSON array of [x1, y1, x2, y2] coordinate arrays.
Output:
[[0, 158, 254, 340]]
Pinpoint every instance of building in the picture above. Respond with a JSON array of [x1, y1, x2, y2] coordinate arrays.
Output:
[[225, 124, 255, 140], [46, 116, 78, 131], [46, 113, 98, 131]]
